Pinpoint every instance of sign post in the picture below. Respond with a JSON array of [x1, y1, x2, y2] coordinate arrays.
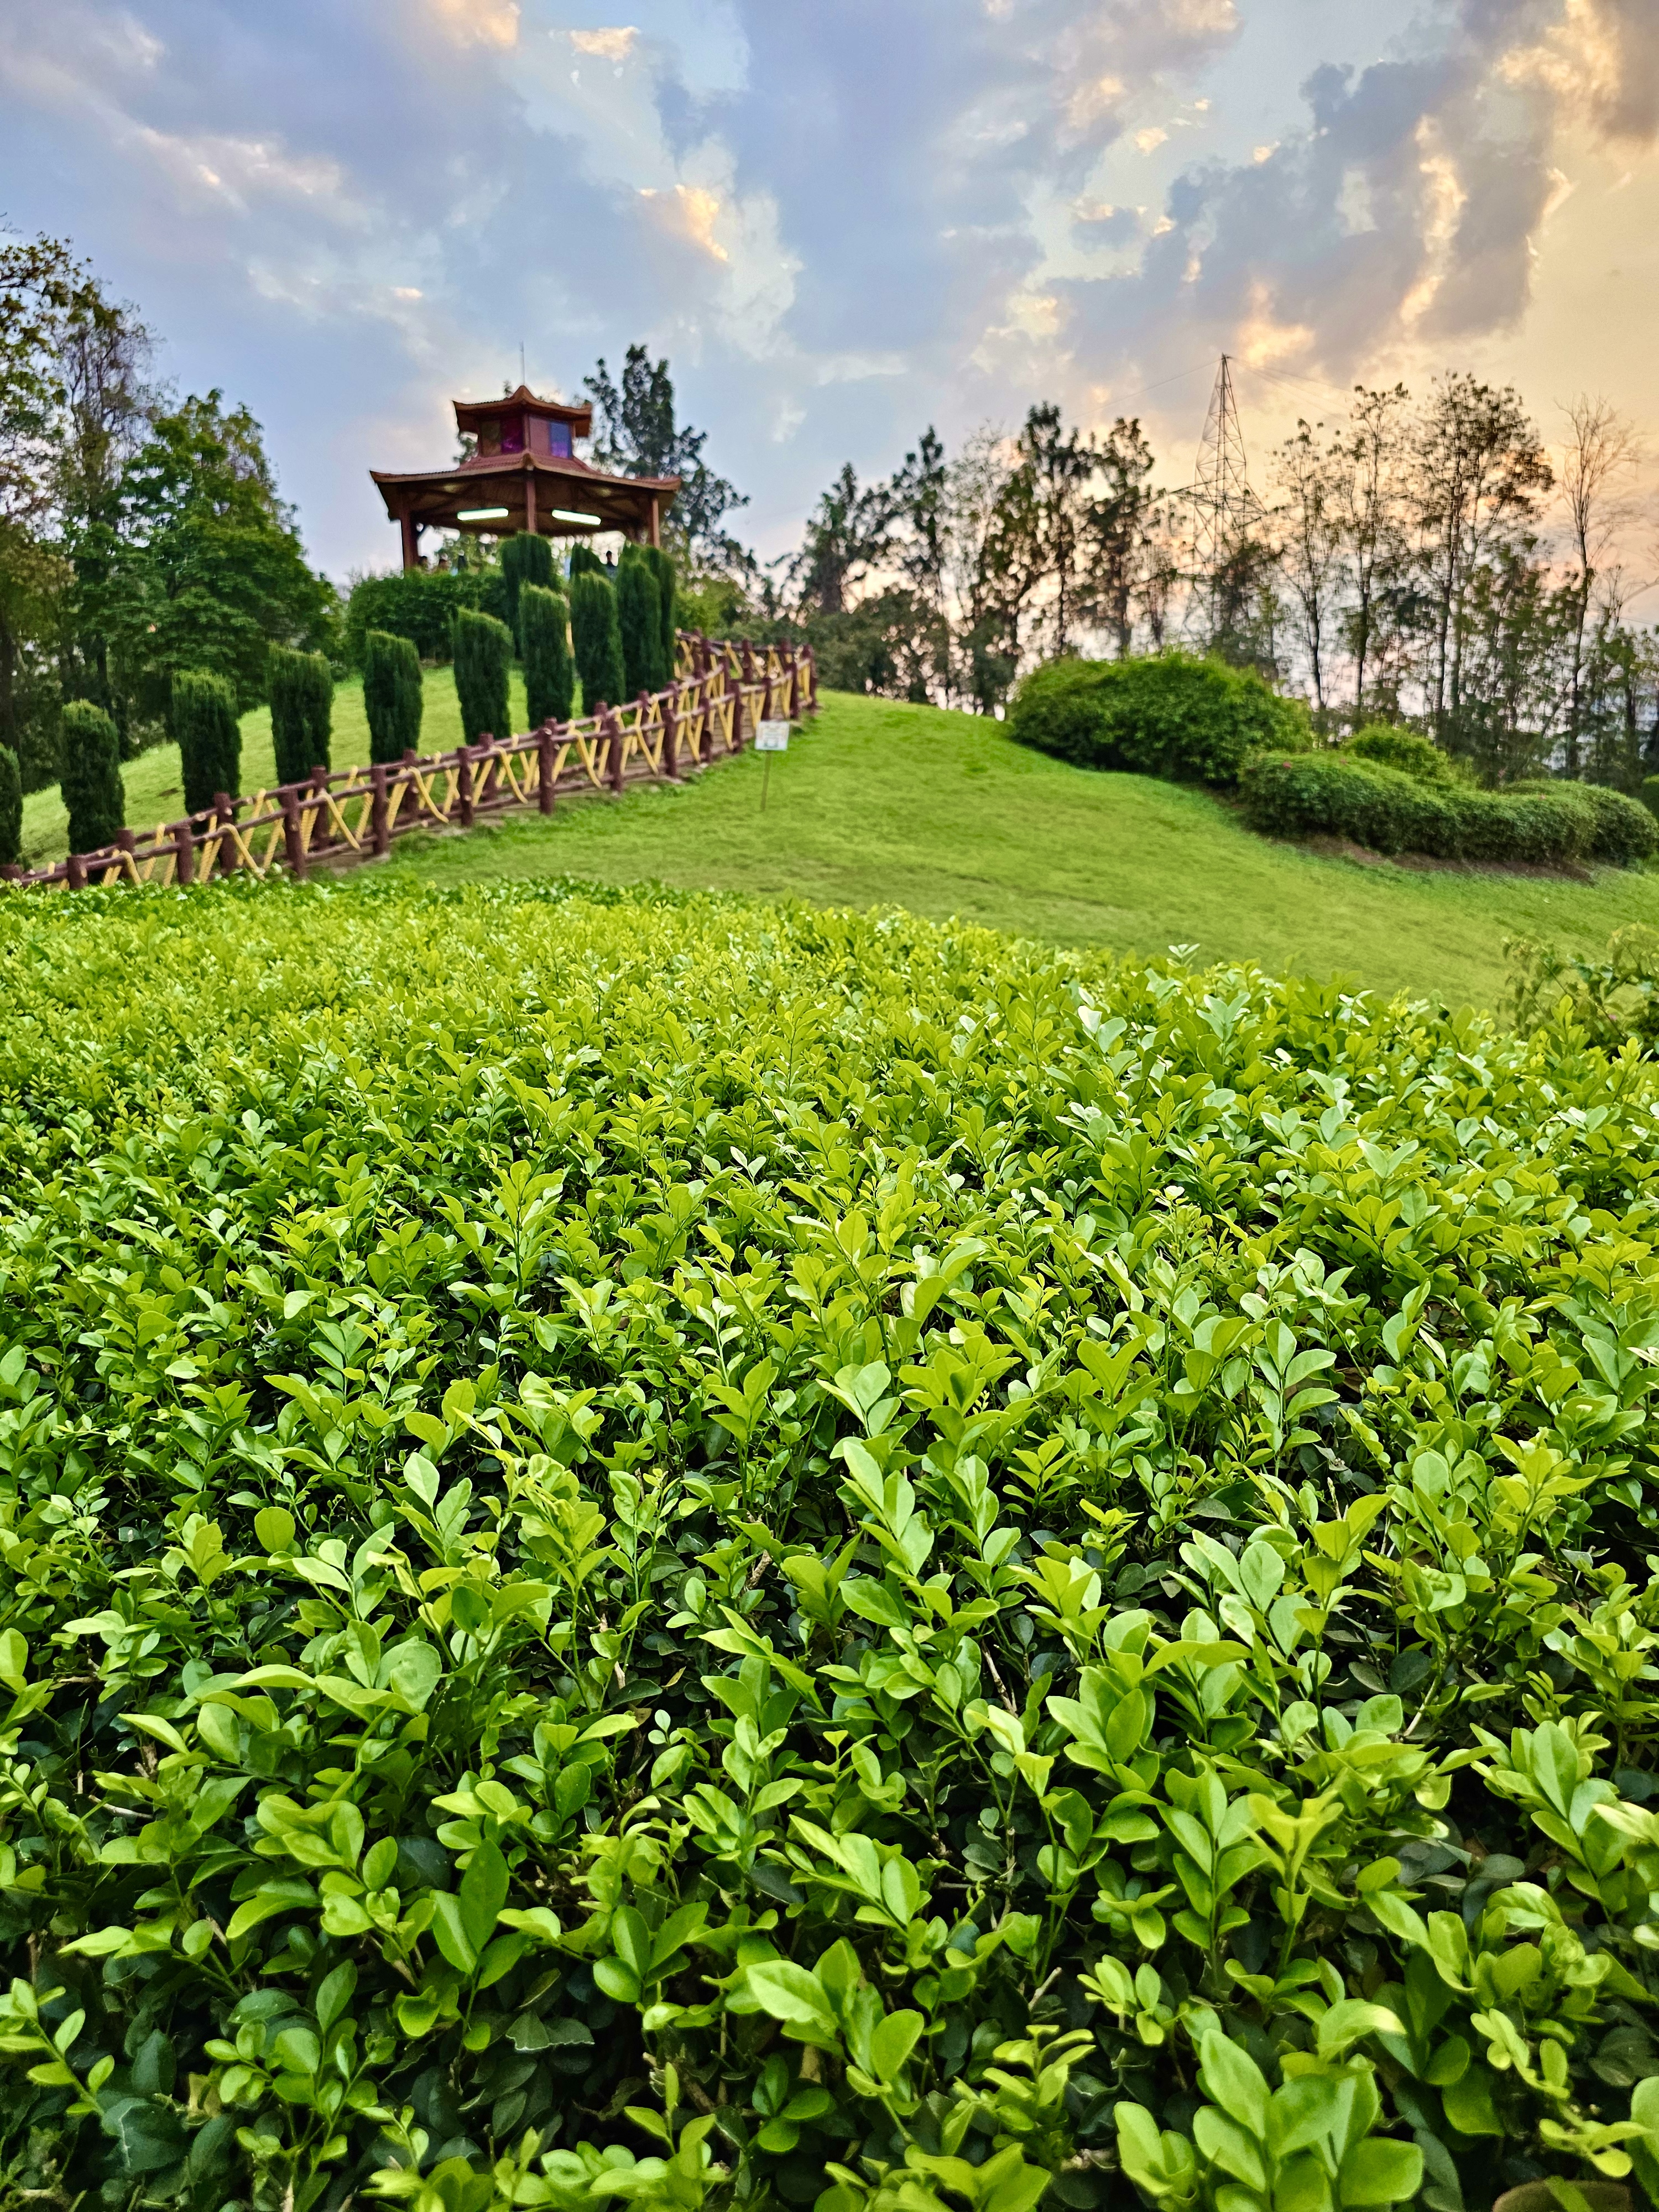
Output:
[[754, 719, 789, 812]]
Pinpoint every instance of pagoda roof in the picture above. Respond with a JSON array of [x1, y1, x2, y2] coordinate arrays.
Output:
[[453, 383, 593, 435], [370, 446, 680, 541]]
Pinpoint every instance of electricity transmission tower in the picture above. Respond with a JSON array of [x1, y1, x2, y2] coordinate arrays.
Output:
[[1188, 353, 1262, 568]]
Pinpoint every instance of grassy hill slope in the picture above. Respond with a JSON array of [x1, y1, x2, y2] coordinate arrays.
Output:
[[22, 674, 1659, 1003]]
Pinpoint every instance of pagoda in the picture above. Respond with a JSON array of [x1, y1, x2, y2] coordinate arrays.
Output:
[[371, 386, 680, 568]]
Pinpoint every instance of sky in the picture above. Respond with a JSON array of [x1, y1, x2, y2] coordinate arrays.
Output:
[[2, 0, 1657, 585]]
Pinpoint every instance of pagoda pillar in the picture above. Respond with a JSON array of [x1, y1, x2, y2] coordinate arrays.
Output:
[[399, 508, 419, 571], [524, 466, 537, 538], [646, 497, 660, 548]]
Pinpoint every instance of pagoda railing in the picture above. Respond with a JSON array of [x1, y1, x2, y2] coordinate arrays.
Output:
[[1, 634, 816, 895]]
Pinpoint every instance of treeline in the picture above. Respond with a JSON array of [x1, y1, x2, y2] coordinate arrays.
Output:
[[717, 380, 1659, 792], [0, 232, 332, 792]]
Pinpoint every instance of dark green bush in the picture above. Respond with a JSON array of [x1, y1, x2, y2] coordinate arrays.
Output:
[[362, 631, 424, 765], [1573, 782, 1657, 867], [0, 743, 22, 865], [571, 571, 626, 714], [1009, 649, 1310, 786], [171, 670, 241, 812], [451, 609, 513, 745], [343, 568, 486, 666], [1240, 752, 1615, 867], [617, 553, 664, 697], [268, 646, 333, 785], [501, 532, 555, 644], [520, 583, 574, 726], [1345, 723, 1459, 785], [60, 701, 126, 855], [567, 541, 604, 581], [645, 545, 677, 676], [1641, 775, 1659, 822]]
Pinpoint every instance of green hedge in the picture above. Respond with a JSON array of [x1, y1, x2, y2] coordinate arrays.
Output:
[[343, 569, 510, 667], [571, 570, 626, 714], [451, 609, 513, 746], [171, 669, 241, 813], [362, 630, 424, 765], [268, 647, 333, 786], [502, 532, 555, 644], [4, 882, 1659, 2212], [617, 552, 665, 697], [60, 701, 126, 855], [1009, 650, 1311, 785], [520, 583, 575, 726], [1241, 752, 1656, 868], [1345, 723, 1460, 785]]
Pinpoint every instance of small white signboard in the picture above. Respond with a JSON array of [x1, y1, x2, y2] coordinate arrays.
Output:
[[754, 720, 790, 752]]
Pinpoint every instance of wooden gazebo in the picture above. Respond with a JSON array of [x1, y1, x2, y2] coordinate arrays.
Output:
[[371, 386, 680, 569]]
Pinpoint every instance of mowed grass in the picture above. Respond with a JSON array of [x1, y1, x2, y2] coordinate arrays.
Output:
[[22, 670, 1659, 1003]]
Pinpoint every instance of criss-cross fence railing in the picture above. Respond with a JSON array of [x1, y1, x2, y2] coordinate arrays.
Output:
[[1, 634, 816, 894]]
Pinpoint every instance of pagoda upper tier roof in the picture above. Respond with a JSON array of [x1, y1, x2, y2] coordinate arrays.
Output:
[[452, 383, 593, 435]]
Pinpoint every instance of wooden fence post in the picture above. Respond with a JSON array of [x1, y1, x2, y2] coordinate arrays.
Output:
[[662, 693, 679, 781], [456, 746, 475, 829], [538, 726, 557, 812], [371, 763, 390, 856], [213, 792, 234, 878], [175, 819, 195, 885], [310, 768, 331, 851], [606, 707, 625, 794], [66, 853, 87, 890], [281, 789, 307, 879]]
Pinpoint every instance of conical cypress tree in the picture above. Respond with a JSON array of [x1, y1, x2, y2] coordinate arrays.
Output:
[[571, 572, 626, 716], [173, 671, 241, 814], [617, 556, 662, 698], [568, 542, 604, 582], [452, 609, 513, 744], [270, 646, 333, 785], [502, 533, 555, 644], [0, 744, 22, 867], [363, 632, 424, 764], [61, 700, 127, 855], [645, 546, 677, 680], [520, 585, 575, 726]]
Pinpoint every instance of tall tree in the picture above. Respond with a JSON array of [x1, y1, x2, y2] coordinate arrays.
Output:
[[788, 463, 893, 614], [1410, 374, 1552, 742], [1557, 397, 1644, 778], [583, 346, 748, 570], [1330, 385, 1411, 723], [1271, 421, 1344, 712], [1083, 417, 1156, 659]]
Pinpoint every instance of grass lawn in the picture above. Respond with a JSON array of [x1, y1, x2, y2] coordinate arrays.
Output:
[[23, 672, 1659, 1003]]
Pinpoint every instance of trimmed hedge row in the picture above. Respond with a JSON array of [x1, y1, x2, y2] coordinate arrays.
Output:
[[1009, 650, 1311, 786], [1242, 750, 1658, 868]]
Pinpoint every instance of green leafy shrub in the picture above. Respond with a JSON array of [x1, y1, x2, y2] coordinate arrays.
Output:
[[501, 532, 555, 645], [2, 880, 1659, 2212], [1572, 782, 1657, 867], [1240, 751, 1626, 867], [362, 630, 424, 765], [571, 570, 627, 713], [617, 552, 665, 697], [520, 583, 575, 726], [171, 668, 240, 812], [1345, 723, 1460, 785], [59, 700, 127, 854], [268, 646, 333, 785], [451, 609, 513, 745], [1507, 924, 1659, 1051], [345, 569, 488, 666], [568, 541, 605, 582], [0, 742, 23, 864], [1010, 650, 1311, 786]]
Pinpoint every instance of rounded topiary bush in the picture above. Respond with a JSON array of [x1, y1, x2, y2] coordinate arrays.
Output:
[[1345, 724, 1459, 786], [1575, 783, 1657, 867], [1009, 650, 1310, 787], [1241, 754, 1621, 868]]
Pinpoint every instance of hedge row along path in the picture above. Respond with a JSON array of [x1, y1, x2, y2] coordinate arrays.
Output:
[[0, 635, 817, 894]]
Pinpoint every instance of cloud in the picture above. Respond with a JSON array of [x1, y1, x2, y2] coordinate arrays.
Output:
[[1, 0, 1655, 576]]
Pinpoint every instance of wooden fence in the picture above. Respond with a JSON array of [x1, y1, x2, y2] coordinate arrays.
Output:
[[2, 635, 816, 894]]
